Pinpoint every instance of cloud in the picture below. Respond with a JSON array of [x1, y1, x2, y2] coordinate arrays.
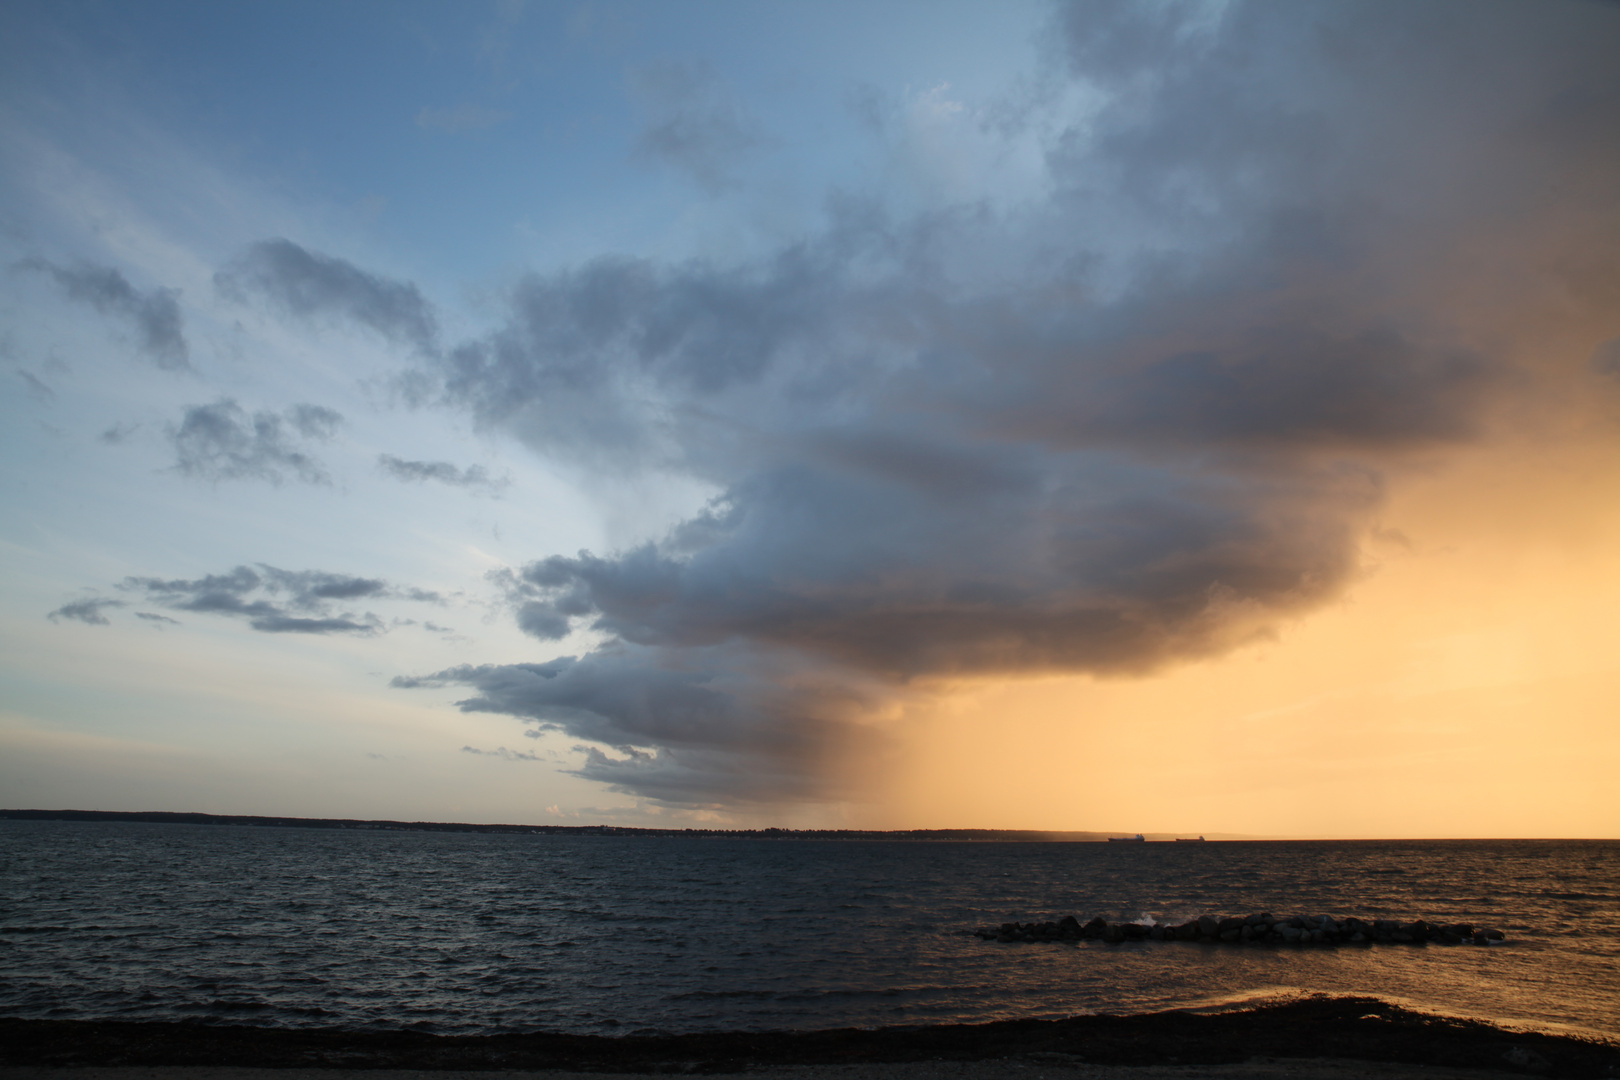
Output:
[[416, 105, 509, 133], [215, 239, 438, 351], [630, 61, 765, 192], [48, 597, 125, 625], [135, 611, 181, 626], [16, 369, 54, 401], [19, 259, 189, 369], [461, 744, 542, 762], [401, 645, 879, 804], [392, 0, 1620, 807], [1592, 338, 1620, 379], [168, 399, 341, 484], [118, 564, 436, 635], [378, 454, 507, 491]]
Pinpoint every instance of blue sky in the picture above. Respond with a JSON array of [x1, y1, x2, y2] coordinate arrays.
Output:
[[4, 1, 1618, 834]]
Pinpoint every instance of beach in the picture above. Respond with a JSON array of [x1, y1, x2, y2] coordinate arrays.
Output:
[[3, 999, 1616, 1079], [0, 1062, 1576, 1080]]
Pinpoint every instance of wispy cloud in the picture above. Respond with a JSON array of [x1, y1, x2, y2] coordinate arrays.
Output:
[[378, 454, 507, 492], [118, 564, 439, 635], [461, 744, 542, 762], [19, 258, 189, 370], [216, 239, 438, 352], [630, 60, 765, 192], [48, 597, 126, 625], [168, 399, 342, 485]]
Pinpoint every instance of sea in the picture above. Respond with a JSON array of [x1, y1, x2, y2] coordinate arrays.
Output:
[[1, 821, 1615, 1041]]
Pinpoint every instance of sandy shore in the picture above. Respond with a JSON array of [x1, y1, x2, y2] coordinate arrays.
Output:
[[3, 998, 1613, 1078], [0, 1062, 1554, 1079]]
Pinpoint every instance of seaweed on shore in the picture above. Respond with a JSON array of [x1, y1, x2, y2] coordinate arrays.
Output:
[[2, 996, 1615, 1077]]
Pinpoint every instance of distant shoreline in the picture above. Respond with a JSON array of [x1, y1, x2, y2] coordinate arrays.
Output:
[[2, 997, 1615, 1075], [5, 811, 1610, 842], [0, 809, 1220, 841]]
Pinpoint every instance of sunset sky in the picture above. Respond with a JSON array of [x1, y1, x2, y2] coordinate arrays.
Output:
[[3, 0, 1617, 837]]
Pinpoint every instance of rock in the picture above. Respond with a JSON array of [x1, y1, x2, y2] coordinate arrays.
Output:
[[980, 911, 1504, 948], [1502, 1046, 1551, 1073]]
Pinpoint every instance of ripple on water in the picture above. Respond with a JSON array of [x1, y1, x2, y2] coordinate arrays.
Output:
[[1, 824, 1616, 1038]]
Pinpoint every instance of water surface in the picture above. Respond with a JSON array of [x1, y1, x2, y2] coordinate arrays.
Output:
[[1, 822, 1614, 1037]]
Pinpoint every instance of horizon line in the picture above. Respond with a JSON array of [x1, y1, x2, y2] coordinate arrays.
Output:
[[3, 809, 1614, 842]]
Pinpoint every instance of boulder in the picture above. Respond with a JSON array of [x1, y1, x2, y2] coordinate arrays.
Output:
[[1197, 915, 1220, 937]]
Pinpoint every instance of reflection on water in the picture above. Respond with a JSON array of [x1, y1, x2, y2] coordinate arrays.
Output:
[[1, 822, 1615, 1037]]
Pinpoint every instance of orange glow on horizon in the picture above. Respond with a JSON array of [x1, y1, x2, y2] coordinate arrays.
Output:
[[863, 437, 1620, 838]]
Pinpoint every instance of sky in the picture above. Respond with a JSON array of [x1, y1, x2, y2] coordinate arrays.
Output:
[[2, 0, 1617, 837]]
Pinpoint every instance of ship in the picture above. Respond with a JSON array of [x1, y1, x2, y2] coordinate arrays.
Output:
[[1108, 833, 1147, 842]]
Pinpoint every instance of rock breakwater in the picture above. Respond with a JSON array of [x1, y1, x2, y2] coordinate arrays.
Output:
[[975, 914, 1506, 945]]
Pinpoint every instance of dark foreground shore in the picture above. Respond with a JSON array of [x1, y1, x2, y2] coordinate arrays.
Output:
[[2, 998, 1615, 1078]]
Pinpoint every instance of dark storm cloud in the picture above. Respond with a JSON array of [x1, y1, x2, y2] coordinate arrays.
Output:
[[216, 239, 438, 351], [119, 564, 436, 635], [393, 0, 1620, 807], [48, 597, 125, 625], [169, 399, 342, 484], [378, 454, 506, 491], [631, 61, 765, 192], [397, 644, 874, 805], [19, 259, 188, 369]]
